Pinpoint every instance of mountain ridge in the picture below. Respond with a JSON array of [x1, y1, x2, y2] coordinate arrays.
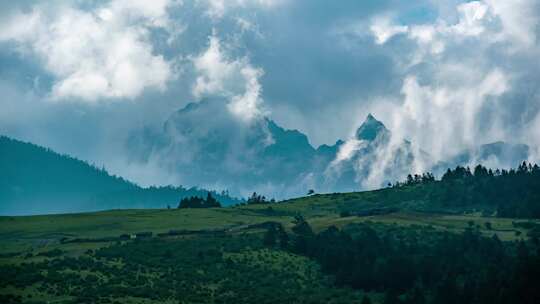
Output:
[[128, 100, 531, 198], [0, 135, 239, 215], [1, 100, 532, 214]]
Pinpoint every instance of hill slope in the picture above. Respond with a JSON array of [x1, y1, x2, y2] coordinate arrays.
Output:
[[0, 136, 238, 215], [2, 163, 540, 303]]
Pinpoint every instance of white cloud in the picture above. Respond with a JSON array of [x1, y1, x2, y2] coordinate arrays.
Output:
[[369, 1, 492, 58], [397, 1, 491, 57], [0, 0, 179, 102], [201, 0, 283, 19], [370, 16, 409, 44], [362, 0, 537, 160], [192, 35, 236, 97], [334, 139, 365, 163], [332, 67, 510, 189], [227, 66, 265, 122], [485, 0, 539, 49], [397, 68, 508, 156], [370, 0, 538, 54], [340, 0, 540, 190], [193, 34, 266, 122], [408, 24, 445, 55], [451, 1, 490, 36]]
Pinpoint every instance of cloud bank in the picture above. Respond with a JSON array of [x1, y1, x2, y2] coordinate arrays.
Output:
[[0, 0, 539, 198], [329, 0, 540, 188], [0, 0, 179, 102]]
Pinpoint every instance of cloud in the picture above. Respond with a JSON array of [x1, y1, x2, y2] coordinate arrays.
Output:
[[192, 34, 266, 122], [324, 0, 540, 189], [1, 0, 539, 199], [0, 0, 179, 102], [452, 1, 490, 36], [484, 0, 539, 49], [333, 139, 365, 163], [192, 35, 237, 97], [368, 1, 492, 58], [396, 68, 508, 158], [200, 0, 284, 19], [370, 0, 538, 55], [227, 66, 265, 122], [364, 1, 533, 159], [370, 16, 409, 44], [327, 67, 510, 189]]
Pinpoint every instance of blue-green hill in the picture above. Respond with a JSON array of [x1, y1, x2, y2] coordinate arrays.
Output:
[[0, 136, 238, 215]]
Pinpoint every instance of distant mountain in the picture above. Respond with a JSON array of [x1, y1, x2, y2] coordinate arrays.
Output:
[[129, 98, 320, 198], [321, 113, 423, 192], [0, 136, 239, 215], [3, 102, 530, 214], [433, 141, 530, 176], [355, 113, 389, 141], [128, 100, 532, 198], [129, 100, 420, 196]]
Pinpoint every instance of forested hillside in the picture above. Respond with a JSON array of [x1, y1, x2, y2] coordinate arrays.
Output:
[[275, 216, 540, 304], [0, 136, 238, 215], [383, 162, 540, 218]]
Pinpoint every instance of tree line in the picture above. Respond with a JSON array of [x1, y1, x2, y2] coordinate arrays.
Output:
[[391, 162, 540, 218], [178, 193, 221, 208]]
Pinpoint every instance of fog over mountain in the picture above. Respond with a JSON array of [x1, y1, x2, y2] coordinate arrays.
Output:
[[0, 0, 539, 200], [127, 98, 531, 198]]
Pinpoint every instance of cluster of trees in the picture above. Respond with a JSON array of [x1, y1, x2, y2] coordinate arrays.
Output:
[[178, 193, 221, 208], [391, 173, 435, 187], [262, 223, 289, 248], [391, 162, 540, 218], [267, 218, 540, 304], [246, 192, 276, 205]]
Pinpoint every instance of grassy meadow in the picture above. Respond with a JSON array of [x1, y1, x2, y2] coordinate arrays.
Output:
[[1, 190, 535, 256], [2, 188, 540, 303]]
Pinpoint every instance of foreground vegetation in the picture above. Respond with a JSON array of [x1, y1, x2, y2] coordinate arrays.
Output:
[[2, 163, 540, 303], [284, 218, 540, 304], [1, 214, 539, 303], [1, 233, 364, 304]]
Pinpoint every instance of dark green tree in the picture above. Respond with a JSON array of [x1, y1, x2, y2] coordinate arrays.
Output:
[[291, 215, 313, 236], [263, 226, 277, 247], [361, 295, 372, 304], [277, 225, 289, 249]]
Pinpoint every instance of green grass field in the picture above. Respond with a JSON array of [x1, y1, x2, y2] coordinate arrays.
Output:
[[1, 190, 536, 256], [2, 190, 540, 303]]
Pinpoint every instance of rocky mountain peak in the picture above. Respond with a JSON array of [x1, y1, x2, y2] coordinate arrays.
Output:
[[355, 114, 388, 141]]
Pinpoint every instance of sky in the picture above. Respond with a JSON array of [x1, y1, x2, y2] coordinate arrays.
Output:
[[1, 0, 539, 190]]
